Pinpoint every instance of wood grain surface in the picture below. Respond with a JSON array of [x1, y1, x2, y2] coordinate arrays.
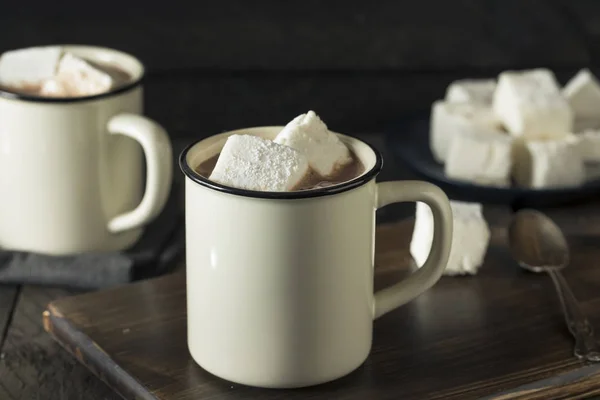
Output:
[[0, 287, 117, 399], [43, 208, 600, 400]]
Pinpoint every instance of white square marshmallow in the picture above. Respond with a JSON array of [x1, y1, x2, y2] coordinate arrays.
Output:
[[209, 134, 310, 192], [445, 79, 496, 105], [493, 69, 573, 139], [53, 53, 113, 96], [563, 69, 600, 131], [410, 201, 490, 276], [430, 101, 503, 163], [445, 131, 513, 187], [274, 111, 351, 177], [512, 136, 585, 189], [0, 46, 62, 87], [575, 130, 600, 163]]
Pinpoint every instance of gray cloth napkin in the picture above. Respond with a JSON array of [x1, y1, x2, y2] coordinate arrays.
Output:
[[0, 184, 184, 290]]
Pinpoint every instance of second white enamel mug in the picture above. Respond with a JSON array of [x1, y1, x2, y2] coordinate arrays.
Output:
[[180, 127, 452, 388], [0, 45, 173, 255]]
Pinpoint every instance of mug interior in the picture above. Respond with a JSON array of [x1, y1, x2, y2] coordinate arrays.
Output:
[[180, 126, 383, 199], [0, 45, 144, 102]]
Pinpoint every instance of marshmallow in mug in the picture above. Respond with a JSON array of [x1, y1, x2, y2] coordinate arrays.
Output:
[[208, 111, 354, 192], [209, 134, 310, 192], [0, 46, 62, 88], [42, 53, 113, 97], [274, 111, 352, 177], [0, 47, 114, 97]]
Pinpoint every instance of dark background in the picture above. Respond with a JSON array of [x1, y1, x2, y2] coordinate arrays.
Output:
[[3, 0, 600, 138], [2, 2, 600, 399]]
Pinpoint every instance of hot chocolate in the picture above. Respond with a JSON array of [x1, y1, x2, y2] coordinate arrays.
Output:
[[0, 59, 131, 97], [0, 46, 133, 98]]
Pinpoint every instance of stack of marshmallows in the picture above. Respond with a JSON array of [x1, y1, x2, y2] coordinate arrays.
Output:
[[208, 111, 352, 192], [0, 46, 114, 97], [431, 68, 600, 189]]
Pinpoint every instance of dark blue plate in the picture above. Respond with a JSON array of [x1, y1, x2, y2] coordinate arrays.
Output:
[[385, 111, 600, 208]]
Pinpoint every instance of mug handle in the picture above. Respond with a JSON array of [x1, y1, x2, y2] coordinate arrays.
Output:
[[106, 113, 173, 233], [374, 181, 453, 319]]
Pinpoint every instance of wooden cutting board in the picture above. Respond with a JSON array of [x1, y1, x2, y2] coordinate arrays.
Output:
[[43, 208, 600, 400]]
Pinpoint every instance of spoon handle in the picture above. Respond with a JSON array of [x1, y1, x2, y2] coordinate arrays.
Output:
[[548, 269, 600, 362]]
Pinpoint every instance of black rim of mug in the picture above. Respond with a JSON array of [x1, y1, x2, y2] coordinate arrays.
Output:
[[0, 78, 144, 103], [179, 137, 384, 200]]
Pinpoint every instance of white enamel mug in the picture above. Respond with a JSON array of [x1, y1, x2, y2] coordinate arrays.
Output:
[[180, 127, 452, 388], [0, 46, 173, 255]]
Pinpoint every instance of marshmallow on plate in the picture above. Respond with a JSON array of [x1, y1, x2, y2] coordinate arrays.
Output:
[[445, 79, 496, 105], [444, 131, 513, 187], [0, 46, 62, 87], [563, 69, 600, 131], [512, 136, 585, 189], [586, 163, 600, 182], [410, 201, 490, 276], [493, 69, 573, 139], [430, 100, 503, 163], [575, 130, 600, 163], [274, 111, 351, 177], [209, 134, 310, 192], [53, 53, 113, 96]]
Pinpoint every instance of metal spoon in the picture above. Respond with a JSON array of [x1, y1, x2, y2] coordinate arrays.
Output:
[[508, 209, 600, 362]]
